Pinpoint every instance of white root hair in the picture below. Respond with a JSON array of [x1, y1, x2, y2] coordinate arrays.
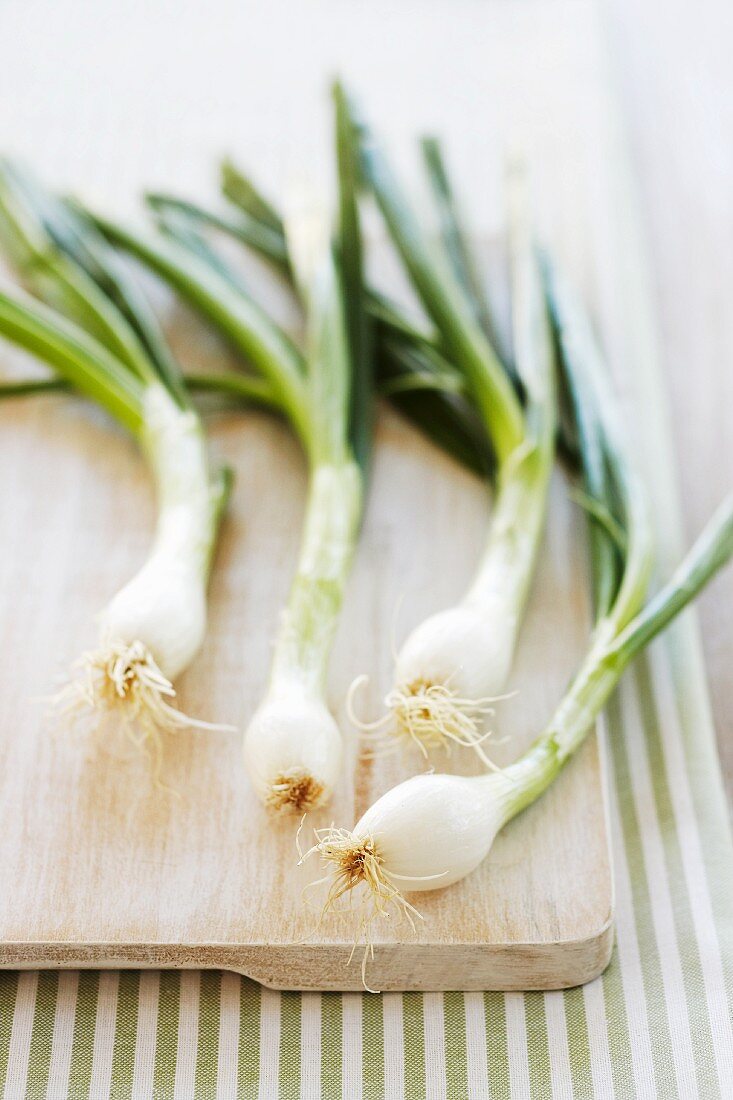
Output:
[[347, 673, 509, 769], [266, 772, 327, 815], [52, 638, 234, 758], [298, 822, 448, 992]]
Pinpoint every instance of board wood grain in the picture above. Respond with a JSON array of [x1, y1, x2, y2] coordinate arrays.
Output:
[[0, 0, 666, 991]]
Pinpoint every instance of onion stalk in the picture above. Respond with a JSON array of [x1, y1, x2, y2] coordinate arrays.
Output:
[[91, 88, 372, 812], [302, 258, 733, 976], [244, 186, 367, 813], [147, 167, 494, 480], [0, 163, 232, 748]]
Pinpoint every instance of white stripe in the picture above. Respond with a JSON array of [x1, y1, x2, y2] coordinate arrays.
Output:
[[423, 993, 446, 1100], [89, 971, 119, 1098], [341, 994, 362, 1100], [217, 972, 240, 1099], [504, 993, 530, 1100], [299, 993, 321, 1100], [622, 682, 699, 1098], [45, 971, 79, 1100], [382, 994, 404, 1100], [174, 971, 200, 1100], [3, 971, 37, 1100], [257, 987, 281, 1100], [132, 971, 160, 1099], [653, 646, 733, 1092], [464, 993, 490, 1100], [607, 734, 657, 1095], [583, 978, 614, 1096], [543, 992, 573, 1100]]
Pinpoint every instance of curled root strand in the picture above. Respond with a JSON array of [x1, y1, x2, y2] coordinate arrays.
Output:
[[346, 675, 392, 733]]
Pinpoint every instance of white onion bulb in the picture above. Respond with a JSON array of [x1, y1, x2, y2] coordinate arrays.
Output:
[[353, 771, 512, 887], [302, 769, 519, 962], [243, 688, 343, 812], [55, 384, 228, 741]]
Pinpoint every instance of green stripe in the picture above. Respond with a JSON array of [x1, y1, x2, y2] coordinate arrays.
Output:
[[278, 989, 301, 1100], [25, 971, 58, 1097], [484, 992, 509, 1095], [444, 991, 468, 1097], [607, 688, 672, 1095], [563, 986, 593, 1098], [0, 973, 18, 1095], [152, 971, 180, 1099], [524, 991, 550, 1098], [321, 994, 342, 1098], [110, 971, 139, 1100], [68, 971, 99, 1099], [195, 971, 221, 1097], [601, 948, 637, 1098], [402, 992, 426, 1100], [362, 992, 384, 1099], [634, 657, 720, 1098]]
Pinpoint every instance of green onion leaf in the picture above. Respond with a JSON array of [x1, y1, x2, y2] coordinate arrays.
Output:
[[337, 83, 524, 462], [0, 289, 143, 433]]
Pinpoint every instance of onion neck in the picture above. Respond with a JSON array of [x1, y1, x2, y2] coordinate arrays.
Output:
[[497, 620, 624, 826], [141, 383, 224, 582], [463, 437, 553, 643], [269, 458, 363, 695]]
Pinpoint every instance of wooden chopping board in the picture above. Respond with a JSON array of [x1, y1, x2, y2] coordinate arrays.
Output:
[[0, 0, 658, 991]]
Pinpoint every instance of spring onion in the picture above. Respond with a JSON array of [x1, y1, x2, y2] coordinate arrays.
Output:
[[302, 258, 733, 978], [0, 163, 232, 747], [243, 188, 368, 813], [91, 88, 372, 812], [339, 94, 555, 762]]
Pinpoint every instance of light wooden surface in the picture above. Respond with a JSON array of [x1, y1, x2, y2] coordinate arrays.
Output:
[[0, 394, 612, 992], [0, 0, 715, 991], [605, 0, 733, 815]]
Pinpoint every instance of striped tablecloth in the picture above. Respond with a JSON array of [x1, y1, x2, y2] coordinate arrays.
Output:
[[2, 625, 733, 1098]]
